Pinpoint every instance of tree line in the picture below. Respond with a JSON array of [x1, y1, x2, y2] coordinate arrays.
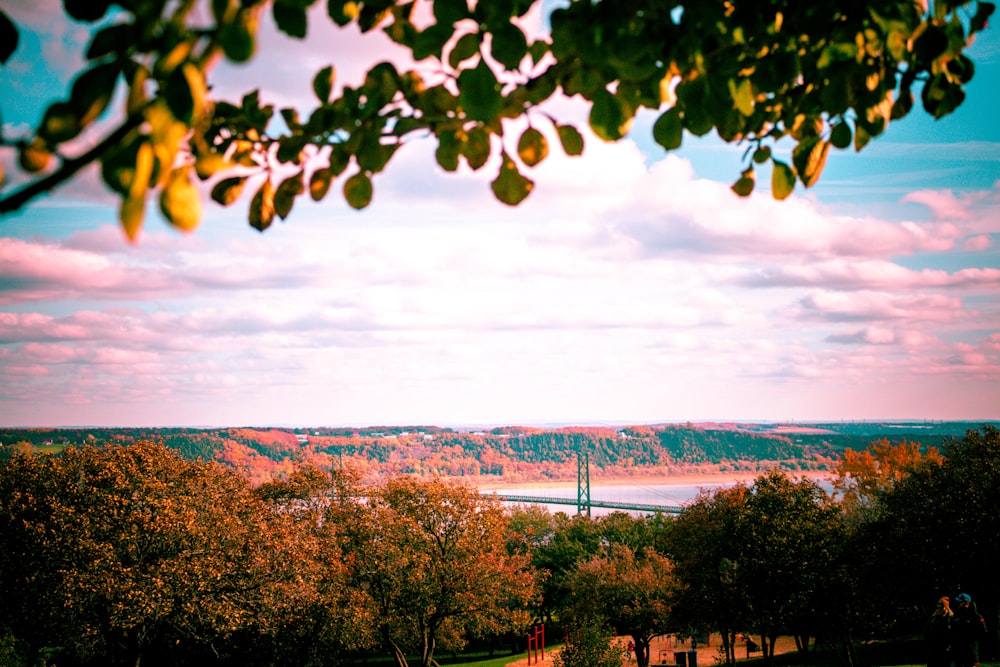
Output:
[[2, 422, 986, 485], [0, 427, 997, 667]]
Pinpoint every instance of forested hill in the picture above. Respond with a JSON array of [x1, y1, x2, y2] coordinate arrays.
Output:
[[1, 422, 992, 485]]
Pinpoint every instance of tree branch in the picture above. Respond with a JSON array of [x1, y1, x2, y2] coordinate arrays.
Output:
[[0, 113, 145, 218]]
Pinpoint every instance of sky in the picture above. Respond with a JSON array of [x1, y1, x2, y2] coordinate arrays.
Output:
[[1, 1, 998, 428]]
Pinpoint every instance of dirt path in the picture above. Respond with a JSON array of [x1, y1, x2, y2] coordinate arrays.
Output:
[[505, 634, 801, 667]]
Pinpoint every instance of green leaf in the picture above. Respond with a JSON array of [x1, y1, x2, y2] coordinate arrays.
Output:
[[328, 0, 359, 26], [731, 168, 755, 197], [70, 62, 119, 127], [357, 3, 390, 32], [221, 9, 257, 62], [249, 178, 276, 231], [86, 22, 133, 60], [528, 39, 548, 65], [491, 22, 528, 70], [275, 171, 305, 220], [310, 168, 333, 201], [589, 90, 632, 142], [311, 66, 334, 104], [830, 122, 852, 150], [64, 0, 112, 22], [791, 137, 829, 188], [921, 72, 966, 119], [435, 130, 461, 172], [651, 108, 682, 151], [434, 0, 468, 25], [449, 32, 480, 69], [752, 146, 771, 164], [273, 1, 308, 38], [854, 124, 871, 152], [343, 172, 373, 209], [328, 146, 350, 176], [771, 160, 795, 200], [355, 136, 399, 173], [971, 2, 995, 33], [164, 63, 207, 124], [413, 22, 453, 60], [39, 102, 82, 144], [556, 124, 584, 156], [211, 177, 248, 206], [517, 127, 548, 167], [458, 59, 503, 122], [463, 126, 491, 170], [491, 152, 533, 206], [160, 167, 202, 232], [0, 9, 17, 64], [913, 24, 948, 63]]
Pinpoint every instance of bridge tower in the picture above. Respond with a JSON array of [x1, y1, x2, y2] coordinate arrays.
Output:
[[576, 451, 591, 517]]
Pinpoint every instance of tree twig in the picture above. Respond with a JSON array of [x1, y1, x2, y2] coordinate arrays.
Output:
[[0, 113, 145, 217]]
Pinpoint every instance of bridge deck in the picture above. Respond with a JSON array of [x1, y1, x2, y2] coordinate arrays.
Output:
[[487, 493, 682, 514]]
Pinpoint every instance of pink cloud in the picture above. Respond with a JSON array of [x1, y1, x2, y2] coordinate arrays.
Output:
[[963, 234, 992, 251], [797, 290, 965, 323], [738, 260, 1000, 291], [902, 189, 977, 221], [901, 183, 1000, 235]]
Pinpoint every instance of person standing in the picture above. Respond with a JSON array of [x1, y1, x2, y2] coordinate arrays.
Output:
[[952, 593, 988, 667], [925, 596, 953, 667]]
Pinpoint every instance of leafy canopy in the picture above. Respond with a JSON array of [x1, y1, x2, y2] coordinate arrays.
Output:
[[0, 0, 992, 240]]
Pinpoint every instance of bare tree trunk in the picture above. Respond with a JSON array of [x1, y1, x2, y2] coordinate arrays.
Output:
[[635, 635, 650, 667], [389, 639, 409, 667]]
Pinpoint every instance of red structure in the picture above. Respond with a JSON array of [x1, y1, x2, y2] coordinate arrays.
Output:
[[527, 625, 545, 665]]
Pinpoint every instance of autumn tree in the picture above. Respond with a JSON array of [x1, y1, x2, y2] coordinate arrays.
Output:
[[832, 438, 944, 521], [0, 0, 993, 239], [249, 466, 377, 666], [561, 544, 677, 667], [0, 442, 365, 667], [330, 476, 538, 667]]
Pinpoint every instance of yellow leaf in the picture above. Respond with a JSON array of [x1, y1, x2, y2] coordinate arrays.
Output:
[[249, 178, 276, 230], [159, 167, 202, 232], [120, 192, 145, 243], [517, 127, 548, 167], [210, 176, 247, 206], [771, 160, 796, 200]]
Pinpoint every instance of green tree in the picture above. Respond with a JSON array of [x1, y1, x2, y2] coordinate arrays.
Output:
[[331, 476, 538, 667], [666, 485, 751, 666], [552, 621, 623, 667], [530, 512, 605, 622], [865, 427, 1000, 658], [735, 472, 843, 664], [667, 472, 843, 666], [0, 0, 992, 238]]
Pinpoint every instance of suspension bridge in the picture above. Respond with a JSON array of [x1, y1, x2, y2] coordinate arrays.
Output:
[[483, 452, 685, 516]]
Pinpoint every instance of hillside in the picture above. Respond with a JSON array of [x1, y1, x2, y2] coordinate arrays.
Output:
[[1, 421, 991, 485]]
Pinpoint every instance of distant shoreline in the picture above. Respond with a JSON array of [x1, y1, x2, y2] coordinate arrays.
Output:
[[475, 469, 832, 491]]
